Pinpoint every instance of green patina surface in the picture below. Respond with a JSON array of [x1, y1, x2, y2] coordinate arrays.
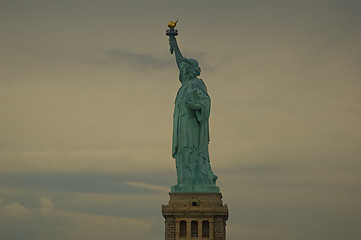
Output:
[[167, 26, 219, 193]]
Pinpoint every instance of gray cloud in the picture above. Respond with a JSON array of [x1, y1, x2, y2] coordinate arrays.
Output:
[[103, 49, 173, 70], [102, 49, 212, 71]]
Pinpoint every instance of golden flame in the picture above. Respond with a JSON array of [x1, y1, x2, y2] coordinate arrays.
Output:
[[168, 19, 178, 28]]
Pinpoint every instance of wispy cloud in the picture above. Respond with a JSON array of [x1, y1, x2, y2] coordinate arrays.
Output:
[[4, 202, 31, 220], [0, 172, 174, 196], [123, 181, 169, 193], [104, 49, 173, 70], [39, 196, 53, 217]]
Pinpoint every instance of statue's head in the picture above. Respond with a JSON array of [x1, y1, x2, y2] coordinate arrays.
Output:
[[184, 58, 201, 77]]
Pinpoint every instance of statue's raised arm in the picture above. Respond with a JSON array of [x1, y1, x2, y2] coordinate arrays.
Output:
[[166, 19, 184, 70], [169, 36, 184, 70], [166, 20, 202, 83]]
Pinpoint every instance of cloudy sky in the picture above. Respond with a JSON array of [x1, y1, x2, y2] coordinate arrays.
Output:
[[1, 0, 360, 239]]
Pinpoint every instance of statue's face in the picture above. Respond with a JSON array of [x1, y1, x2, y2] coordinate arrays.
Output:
[[180, 62, 192, 75], [180, 61, 200, 80]]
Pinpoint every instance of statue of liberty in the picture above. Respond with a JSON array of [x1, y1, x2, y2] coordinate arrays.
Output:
[[166, 20, 219, 193]]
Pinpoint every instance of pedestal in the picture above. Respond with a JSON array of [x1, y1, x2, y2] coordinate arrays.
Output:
[[162, 193, 229, 240]]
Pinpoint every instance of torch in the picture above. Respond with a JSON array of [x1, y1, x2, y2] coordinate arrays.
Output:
[[166, 19, 179, 54]]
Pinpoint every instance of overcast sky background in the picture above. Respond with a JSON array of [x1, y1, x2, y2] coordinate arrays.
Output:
[[1, 0, 360, 239]]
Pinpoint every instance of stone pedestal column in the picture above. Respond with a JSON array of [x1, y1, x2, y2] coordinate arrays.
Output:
[[213, 217, 227, 240], [165, 217, 176, 240], [198, 220, 202, 239], [187, 220, 191, 239]]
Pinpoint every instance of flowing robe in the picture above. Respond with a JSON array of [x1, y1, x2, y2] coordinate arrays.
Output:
[[172, 77, 217, 186]]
